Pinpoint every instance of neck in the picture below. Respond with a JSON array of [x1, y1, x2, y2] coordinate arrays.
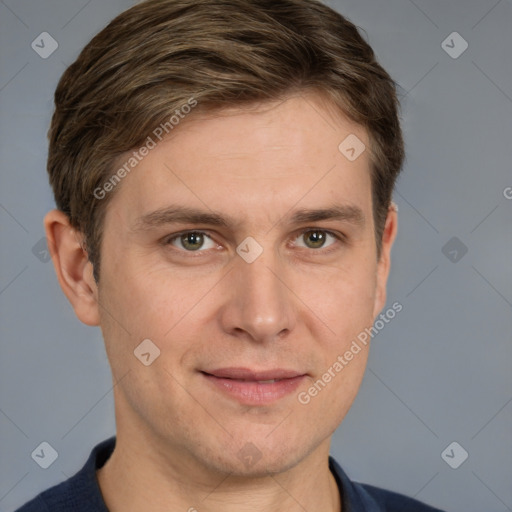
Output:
[[96, 429, 341, 512]]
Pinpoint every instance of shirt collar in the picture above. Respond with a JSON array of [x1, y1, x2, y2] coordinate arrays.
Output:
[[329, 456, 383, 512]]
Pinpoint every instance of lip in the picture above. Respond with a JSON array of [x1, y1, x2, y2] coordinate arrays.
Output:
[[201, 367, 307, 405]]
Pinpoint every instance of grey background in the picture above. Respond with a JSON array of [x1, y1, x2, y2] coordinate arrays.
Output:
[[1, 0, 511, 511]]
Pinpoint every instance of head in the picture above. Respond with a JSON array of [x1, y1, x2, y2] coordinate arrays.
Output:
[[46, 0, 404, 476]]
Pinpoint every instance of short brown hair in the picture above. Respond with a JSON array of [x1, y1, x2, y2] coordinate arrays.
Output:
[[48, 0, 404, 281]]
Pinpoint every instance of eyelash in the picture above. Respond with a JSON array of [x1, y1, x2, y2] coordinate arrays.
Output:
[[161, 229, 346, 255]]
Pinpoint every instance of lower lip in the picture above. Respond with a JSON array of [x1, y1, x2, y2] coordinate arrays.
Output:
[[202, 373, 306, 405]]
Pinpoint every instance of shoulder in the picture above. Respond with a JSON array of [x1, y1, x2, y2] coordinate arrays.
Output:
[[358, 482, 445, 512], [329, 456, 446, 512], [13, 437, 115, 512], [14, 477, 77, 512], [13, 495, 49, 512]]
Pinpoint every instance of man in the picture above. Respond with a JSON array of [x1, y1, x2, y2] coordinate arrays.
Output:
[[16, 0, 445, 510]]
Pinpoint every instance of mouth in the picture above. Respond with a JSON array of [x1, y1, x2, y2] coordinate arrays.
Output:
[[200, 367, 307, 405]]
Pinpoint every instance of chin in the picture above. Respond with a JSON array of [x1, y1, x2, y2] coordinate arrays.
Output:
[[193, 433, 316, 478], [208, 452, 302, 479]]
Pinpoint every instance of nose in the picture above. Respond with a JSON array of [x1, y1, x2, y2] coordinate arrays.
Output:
[[218, 251, 297, 344]]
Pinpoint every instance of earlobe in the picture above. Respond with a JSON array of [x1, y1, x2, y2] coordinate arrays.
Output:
[[372, 205, 398, 319], [44, 210, 100, 326]]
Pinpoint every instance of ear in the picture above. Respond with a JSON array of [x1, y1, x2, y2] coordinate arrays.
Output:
[[372, 204, 398, 319], [44, 210, 100, 326]]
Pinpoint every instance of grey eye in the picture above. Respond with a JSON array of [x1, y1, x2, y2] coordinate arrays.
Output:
[[294, 230, 337, 249], [169, 232, 215, 251]]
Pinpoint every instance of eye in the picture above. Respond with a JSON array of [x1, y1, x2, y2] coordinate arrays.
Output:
[[168, 231, 217, 251], [294, 229, 338, 249]]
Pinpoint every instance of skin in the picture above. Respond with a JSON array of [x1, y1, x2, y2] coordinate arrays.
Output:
[[46, 93, 397, 512]]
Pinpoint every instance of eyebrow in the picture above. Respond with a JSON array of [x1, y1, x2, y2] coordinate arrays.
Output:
[[132, 207, 231, 232], [289, 205, 365, 226], [132, 204, 365, 232]]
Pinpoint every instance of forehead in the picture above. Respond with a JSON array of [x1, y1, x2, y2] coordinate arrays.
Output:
[[105, 93, 372, 228]]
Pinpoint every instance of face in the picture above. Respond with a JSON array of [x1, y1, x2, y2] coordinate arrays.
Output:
[[93, 94, 395, 476]]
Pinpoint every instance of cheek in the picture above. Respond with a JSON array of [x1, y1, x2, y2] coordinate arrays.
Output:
[[100, 253, 190, 335], [297, 259, 378, 349], [97, 258, 222, 374]]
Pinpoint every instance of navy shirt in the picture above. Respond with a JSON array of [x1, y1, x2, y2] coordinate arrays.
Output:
[[15, 437, 444, 511]]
